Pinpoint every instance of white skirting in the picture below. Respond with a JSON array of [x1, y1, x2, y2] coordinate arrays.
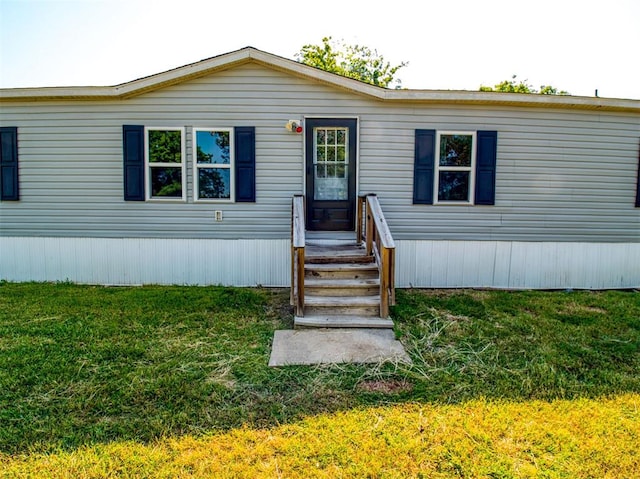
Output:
[[395, 240, 640, 289], [0, 237, 291, 287], [1, 237, 638, 289]]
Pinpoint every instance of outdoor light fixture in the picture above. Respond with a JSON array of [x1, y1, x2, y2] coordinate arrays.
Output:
[[285, 120, 303, 133]]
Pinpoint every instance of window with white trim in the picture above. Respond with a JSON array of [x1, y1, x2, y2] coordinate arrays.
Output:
[[435, 131, 476, 204], [194, 128, 234, 201], [145, 127, 185, 200]]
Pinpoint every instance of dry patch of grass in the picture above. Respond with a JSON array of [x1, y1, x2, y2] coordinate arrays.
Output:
[[2, 394, 638, 478], [357, 379, 413, 394]]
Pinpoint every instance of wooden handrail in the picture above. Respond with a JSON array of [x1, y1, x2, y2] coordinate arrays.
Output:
[[358, 194, 396, 318], [291, 195, 305, 316]]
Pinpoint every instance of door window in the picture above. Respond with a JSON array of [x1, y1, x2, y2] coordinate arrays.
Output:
[[313, 127, 348, 200]]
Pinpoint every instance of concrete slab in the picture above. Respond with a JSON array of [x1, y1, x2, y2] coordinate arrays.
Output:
[[268, 328, 411, 366]]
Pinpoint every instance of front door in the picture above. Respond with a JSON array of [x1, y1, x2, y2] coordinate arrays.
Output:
[[305, 118, 357, 231]]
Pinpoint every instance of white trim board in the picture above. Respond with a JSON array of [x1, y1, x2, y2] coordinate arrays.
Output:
[[1, 237, 638, 289]]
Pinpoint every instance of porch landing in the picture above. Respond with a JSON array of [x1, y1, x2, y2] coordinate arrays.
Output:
[[268, 328, 410, 366]]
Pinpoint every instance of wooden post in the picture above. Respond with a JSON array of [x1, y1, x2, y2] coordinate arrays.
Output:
[[290, 243, 295, 306], [365, 198, 374, 256], [291, 195, 306, 315], [380, 246, 390, 318], [296, 247, 305, 316], [290, 200, 294, 306], [389, 248, 396, 306], [356, 195, 365, 244]]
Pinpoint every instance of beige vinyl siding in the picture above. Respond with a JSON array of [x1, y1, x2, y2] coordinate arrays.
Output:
[[359, 108, 639, 242], [1, 63, 639, 242]]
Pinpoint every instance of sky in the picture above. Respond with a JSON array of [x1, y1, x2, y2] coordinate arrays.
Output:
[[0, 0, 639, 99]]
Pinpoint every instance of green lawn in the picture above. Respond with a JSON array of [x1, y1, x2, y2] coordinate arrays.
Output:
[[0, 282, 638, 477]]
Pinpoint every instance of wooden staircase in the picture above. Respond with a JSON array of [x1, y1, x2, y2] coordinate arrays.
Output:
[[295, 242, 394, 328], [291, 195, 396, 329]]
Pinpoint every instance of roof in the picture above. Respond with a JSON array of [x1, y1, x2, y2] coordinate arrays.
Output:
[[1, 46, 639, 113]]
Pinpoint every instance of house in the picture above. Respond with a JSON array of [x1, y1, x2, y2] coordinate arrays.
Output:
[[1, 47, 639, 291]]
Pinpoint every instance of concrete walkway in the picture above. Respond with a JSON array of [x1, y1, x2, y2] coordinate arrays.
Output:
[[269, 328, 411, 366]]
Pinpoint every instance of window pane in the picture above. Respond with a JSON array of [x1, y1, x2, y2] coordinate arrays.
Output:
[[149, 130, 182, 163], [439, 134, 472, 167], [316, 164, 326, 178], [316, 129, 326, 145], [196, 130, 230, 164], [327, 129, 336, 144], [336, 129, 346, 145], [336, 146, 346, 162], [327, 147, 336, 162], [198, 168, 230, 199], [315, 177, 348, 200], [438, 171, 470, 201], [150, 167, 182, 197], [316, 147, 326, 162]]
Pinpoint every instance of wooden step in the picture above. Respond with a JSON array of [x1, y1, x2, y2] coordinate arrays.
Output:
[[304, 295, 380, 317], [305, 262, 379, 280], [305, 243, 373, 264], [294, 315, 394, 329], [306, 255, 374, 264], [305, 243, 367, 256], [304, 277, 380, 296]]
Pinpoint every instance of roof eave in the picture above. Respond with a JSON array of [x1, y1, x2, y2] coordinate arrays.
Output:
[[1, 47, 638, 112], [383, 89, 640, 112]]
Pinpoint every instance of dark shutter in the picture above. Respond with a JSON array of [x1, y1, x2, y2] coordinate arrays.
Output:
[[413, 129, 436, 204], [234, 126, 256, 202], [475, 130, 498, 205], [635, 139, 640, 207], [0, 127, 19, 201], [122, 125, 145, 201]]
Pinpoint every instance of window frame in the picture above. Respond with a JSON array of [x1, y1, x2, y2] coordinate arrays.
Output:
[[434, 131, 477, 205], [193, 127, 235, 203], [144, 126, 186, 202]]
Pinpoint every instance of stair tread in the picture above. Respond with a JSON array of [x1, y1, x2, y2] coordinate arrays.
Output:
[[305, 262, 377, 270], [305, 295, 380, 306], [306, 243, 365, 253], [306, 255, 374, 264], [305, 277, 380, 287], [294, 315, 394, 329]]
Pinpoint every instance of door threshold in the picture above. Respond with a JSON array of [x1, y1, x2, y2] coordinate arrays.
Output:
[[305, 230, 357, 243]]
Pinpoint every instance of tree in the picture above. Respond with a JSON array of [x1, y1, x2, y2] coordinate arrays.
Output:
[[194, 131, 230, 199], [296, 37, 407, 89], [148, 130, 183, 197], [148, 130, 182, 162], [197, 168, 227, 199], [480, 75, 569, 95]]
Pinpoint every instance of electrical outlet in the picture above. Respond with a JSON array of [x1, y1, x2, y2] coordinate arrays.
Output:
[[214, 210, 223, 222]]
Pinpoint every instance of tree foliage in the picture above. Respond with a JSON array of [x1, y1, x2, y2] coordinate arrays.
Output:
[[480, 75, 569, 95], [148, 130, 183, 197], [148, 130, 182, 163], [197, 168, 227, 199], [296, 37, 407, 89]]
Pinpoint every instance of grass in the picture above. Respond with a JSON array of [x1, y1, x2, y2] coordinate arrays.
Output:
[[392, 289, 640, 401], [0, 282, 639, 477], [3, 395, 638, 478]]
